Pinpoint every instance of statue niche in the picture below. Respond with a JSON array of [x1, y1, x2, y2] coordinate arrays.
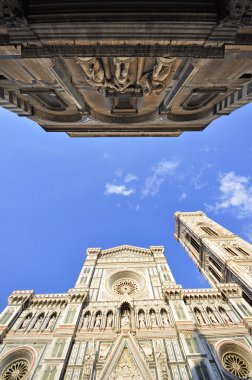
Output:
[[206, 307, 218, 324], [46, 312, 57, 331], [78, 56, 177, 97], [120, 303, 131, 329], [194, 307, 206, 325], [219, 306, 232, 323], [94, 311, 102, 329], [150, 309, 157, 327], [106, 311, 113, 329], [161, 309, 169, 326], [83, 342, 96, 379], [33, 313, 44, 330], [82, 311, 91, 329], [19, 313, 32, 330], [138, 310, 146, 328]]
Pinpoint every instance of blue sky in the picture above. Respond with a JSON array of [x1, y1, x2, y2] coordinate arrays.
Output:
[[1, 104, 252, 310]]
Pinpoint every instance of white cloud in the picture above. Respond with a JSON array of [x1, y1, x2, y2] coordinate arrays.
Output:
[[130, 204, 140, 211], [116, 170, 123, 177], [190, 163, 212, 190], [179, 192, 187, 202], [207, 172, 252, 218], [142, 159, 179, 197], [104, 183, 135, 197], [124, 173, 138, 183], [199, 145, 218, 153]]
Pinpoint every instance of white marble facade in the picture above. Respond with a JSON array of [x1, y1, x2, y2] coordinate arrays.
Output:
[[1, 235, 252, 379]]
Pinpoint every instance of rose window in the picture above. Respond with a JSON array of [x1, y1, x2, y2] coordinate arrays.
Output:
[[223, 353, 249, 379], [113, 279, 139, 295], [2, 359, 29, 380]]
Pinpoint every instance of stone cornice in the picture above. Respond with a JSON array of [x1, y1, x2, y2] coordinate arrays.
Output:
[[98, 245, 156, 258], [162, 285, 184, 300], [183, 288, 224, 304]]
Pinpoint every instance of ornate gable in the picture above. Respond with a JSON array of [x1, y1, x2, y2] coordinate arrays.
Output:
[[99, 245, 153, 259], [99, 334, 153, 380]]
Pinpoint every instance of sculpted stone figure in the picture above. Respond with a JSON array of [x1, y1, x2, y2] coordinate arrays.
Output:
[[194, 308, 205, 324], [113, 57, 133, 92], [99, 344, 110, 361], [150, 311, 157, 327], [107, 313, 113, 328], [83, 344, 96, 377], [121, 309, 130, 327], [161, 311, 169, 326], [83, 313, 91, 329], [207, 308, 218, 323], [95, 313, 102, 328], [47, 314, 56, 330], [151, 57, 176, 94], [34, 314, 44, 329], [219, 307, 232, 323], [20, 314, 31, 330], [140, 57, 176, 95], [78, 57, 114, 93], [138, 312, 146, 328], [141, 342, 153, 360]]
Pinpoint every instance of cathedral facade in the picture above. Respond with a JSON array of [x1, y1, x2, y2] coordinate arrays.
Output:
[[1, 227, 252, 379]]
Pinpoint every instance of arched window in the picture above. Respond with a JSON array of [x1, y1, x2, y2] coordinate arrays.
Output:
[[52, 339, 65, 358], [64, 306, 76, 324], [195, 361, 211, 380], [174, 303, 186, 320], [185, 336, 199, 353], [0, 309, 13, 325]]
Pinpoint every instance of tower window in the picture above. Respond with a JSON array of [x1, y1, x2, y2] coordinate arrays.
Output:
[[209, 257, 222, 272], [186, 233, 200, 253], [224, 247, 238, 257], [209, 266, 221, 282], [201, 226, 218, 236], [235, 247, 250, 257]]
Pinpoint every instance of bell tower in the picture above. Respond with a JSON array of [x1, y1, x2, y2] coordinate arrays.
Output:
[[175, 211, 252, 304]]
